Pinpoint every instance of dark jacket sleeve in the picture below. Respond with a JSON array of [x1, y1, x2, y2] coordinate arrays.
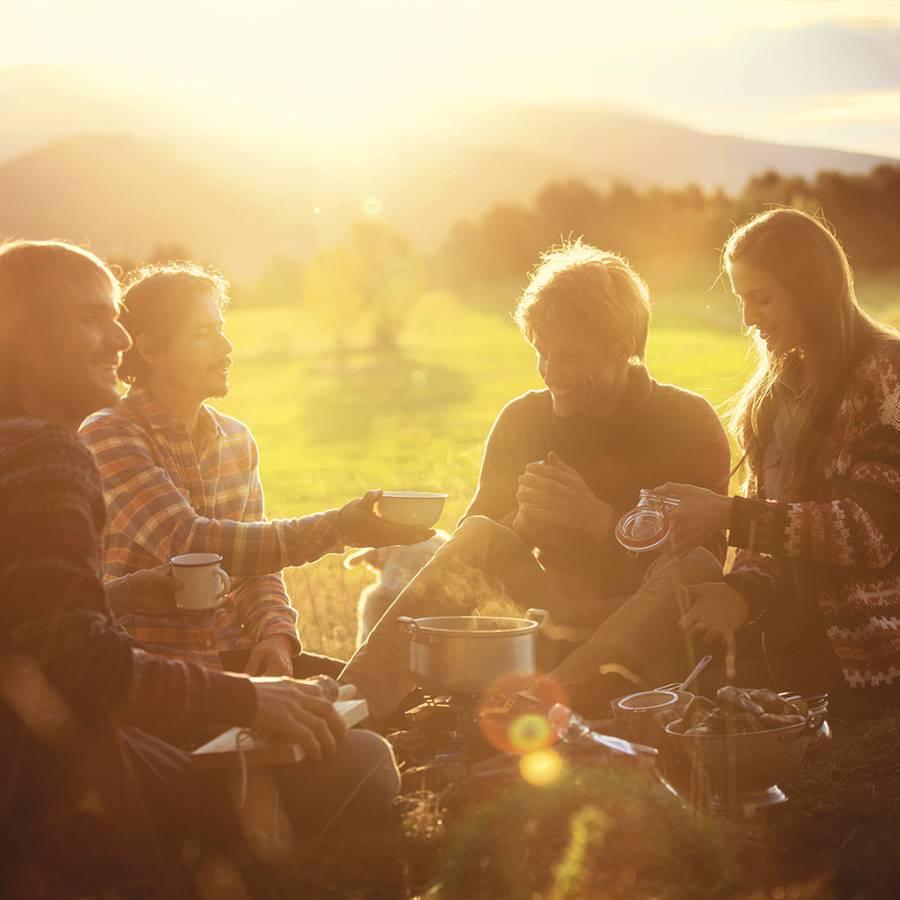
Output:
[[461, 398, 526, 526], [0, 422, 256, 732]]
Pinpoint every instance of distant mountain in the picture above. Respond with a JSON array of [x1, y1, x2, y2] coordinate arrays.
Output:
[[0, 134, 322, 276], [368, 104, 895, 242], [0, 66, 180, 163], [0, 65, 896, 272]]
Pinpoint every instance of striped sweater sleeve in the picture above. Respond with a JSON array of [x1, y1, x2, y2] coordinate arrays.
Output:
[[0, 421, 256, 731]]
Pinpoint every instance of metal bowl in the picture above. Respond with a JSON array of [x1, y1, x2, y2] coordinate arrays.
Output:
[[665, 709, 825, 809]]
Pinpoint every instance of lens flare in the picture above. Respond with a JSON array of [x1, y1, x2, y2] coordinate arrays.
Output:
[[519, 749, 563, 786], [362, 196, 383, 217], [478, 672, 570, 753], [508, 713, 553, 753]]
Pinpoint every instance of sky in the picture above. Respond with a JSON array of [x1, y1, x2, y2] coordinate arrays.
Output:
[[3, 0, 900, 157]]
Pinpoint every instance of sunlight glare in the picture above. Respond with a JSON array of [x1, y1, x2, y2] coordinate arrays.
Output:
[[519, 749, 563, 786], [362, 196, 383, 217], [508, 713, 554, 754]]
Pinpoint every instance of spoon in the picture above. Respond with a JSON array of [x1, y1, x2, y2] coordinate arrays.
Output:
[[678, 654, 713, 692], [548, 704, 658, 758]]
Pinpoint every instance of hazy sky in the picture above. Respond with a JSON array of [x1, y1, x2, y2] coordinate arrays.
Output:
[[4, 0, 900, 157]]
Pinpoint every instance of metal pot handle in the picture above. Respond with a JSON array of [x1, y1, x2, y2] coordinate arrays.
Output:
[[397, 616, 419, 636], [526, 608, 550, 630]]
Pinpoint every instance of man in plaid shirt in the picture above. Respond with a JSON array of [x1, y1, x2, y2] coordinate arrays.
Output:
[[80, 263, 429, 678]]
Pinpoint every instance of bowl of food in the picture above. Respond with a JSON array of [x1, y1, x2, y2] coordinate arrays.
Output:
[[665, 687, 828, 809], [612, 688, 693, 747], [377, 491, 448, 527]]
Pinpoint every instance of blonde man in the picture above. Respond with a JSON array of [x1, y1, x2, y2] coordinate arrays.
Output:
[[341, 240, 730, 720]]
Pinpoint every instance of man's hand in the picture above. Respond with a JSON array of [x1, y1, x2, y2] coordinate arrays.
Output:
[[244, 634, 295, 677], [105, 564, 181, 616], [678, 582, 750, 647], [510, 507, 541, 545], [653, 482, 733, 557], [516, 452, 613, 541], [338, 490, 434, 548], [251, 677, 346, 761]]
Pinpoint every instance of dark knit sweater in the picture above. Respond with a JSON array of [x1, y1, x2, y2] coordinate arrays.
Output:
[[464, 365, 731, 601], [724, 336, 900, 694], [0, 417, 256, 733]]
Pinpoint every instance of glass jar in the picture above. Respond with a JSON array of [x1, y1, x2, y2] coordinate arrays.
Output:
[[615, 489, 681, 555]]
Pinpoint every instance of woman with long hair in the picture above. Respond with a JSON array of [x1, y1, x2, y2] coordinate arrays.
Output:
[[655, 208, 900, 711]]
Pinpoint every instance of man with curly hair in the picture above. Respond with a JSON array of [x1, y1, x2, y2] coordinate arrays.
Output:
[[80, 263, 429, 690]]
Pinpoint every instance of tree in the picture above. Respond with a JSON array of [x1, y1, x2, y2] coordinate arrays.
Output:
[[348, 221, 426, 356], [302, 246, 364, 377], [253, 253, 303, 307]]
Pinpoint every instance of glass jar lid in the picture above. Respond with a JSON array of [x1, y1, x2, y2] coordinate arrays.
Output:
[[615, 506, 671, 553], [615, 491, 680, 554]]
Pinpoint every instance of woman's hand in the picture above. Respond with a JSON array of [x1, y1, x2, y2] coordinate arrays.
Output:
[[105, 564, 181, 616], [653, 482, 734, 556], [678, 582, 750, 646]]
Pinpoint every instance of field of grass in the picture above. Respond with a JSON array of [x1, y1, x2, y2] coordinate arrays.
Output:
[[213, 291, 751, 657], [214, 280, 899, 658]]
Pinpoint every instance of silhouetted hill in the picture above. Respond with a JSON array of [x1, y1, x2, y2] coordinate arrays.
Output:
[[370, 104, 894, 242], [1, 64, 895, 269], [0, 134, 320, 276]]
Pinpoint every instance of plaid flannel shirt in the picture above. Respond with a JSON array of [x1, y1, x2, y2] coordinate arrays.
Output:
[[80, 388, 344, 669]]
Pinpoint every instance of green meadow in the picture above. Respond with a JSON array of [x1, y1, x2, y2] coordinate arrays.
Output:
[[215, 281, 898, 659]]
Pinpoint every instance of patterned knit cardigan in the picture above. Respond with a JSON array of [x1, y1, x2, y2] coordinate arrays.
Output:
[[724, 336, 900, 691]]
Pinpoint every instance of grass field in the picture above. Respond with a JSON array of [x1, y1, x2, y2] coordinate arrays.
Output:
[[214, 280, 898, 659]]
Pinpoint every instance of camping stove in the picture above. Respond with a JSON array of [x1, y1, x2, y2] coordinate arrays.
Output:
[[389, 693, 509, 795]]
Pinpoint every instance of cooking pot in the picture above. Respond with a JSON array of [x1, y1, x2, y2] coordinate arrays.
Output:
[[397, 608, 550, 695]]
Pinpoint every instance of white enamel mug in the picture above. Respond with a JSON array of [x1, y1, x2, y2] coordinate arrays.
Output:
[[169, 552, 231, 611]]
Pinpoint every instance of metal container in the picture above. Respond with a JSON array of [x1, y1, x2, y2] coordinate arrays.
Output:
[[397, 608, 550, 695], [611, 688, 694, 747]]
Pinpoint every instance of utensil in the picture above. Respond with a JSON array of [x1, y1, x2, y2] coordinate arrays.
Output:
[[677, 654, 713, 692], [548, 704, 658, 758], [612, 689, 692, 747], [397, 609, 550, 695], [550, 705, 684, 803]]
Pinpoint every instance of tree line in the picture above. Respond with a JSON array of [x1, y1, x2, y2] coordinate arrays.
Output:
[[114, 164, 900, 368], [436, 165, 900, 305]]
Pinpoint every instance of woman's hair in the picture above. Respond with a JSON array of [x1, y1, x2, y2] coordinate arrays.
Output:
[[118, 261, 230, 386], [724, 208, 894, 494], [0, 240, 118, 414], [514, 238, 651, 361]]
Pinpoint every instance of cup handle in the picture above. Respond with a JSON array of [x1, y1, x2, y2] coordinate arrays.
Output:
[[526, 608, 550, 630], [215, 568, 231, 600]]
